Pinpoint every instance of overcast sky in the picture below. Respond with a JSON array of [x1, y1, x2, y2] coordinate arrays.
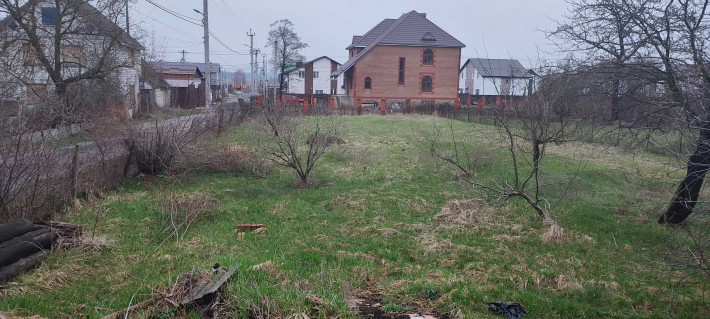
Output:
[[132, 0, 570, 73]]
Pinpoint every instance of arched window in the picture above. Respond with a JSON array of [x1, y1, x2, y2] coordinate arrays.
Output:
[[423, 49, 434, 65], [422, 76, 433, 92], [364, 77, 372, 90]]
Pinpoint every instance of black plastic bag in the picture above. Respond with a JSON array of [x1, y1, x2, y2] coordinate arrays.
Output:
[[487, 301, 527, 319]]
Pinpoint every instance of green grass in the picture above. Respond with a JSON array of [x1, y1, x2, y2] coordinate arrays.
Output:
[[1, 115, 708, 318]]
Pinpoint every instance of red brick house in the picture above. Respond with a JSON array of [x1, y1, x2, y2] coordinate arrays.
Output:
[[333, 10, 465, 112]]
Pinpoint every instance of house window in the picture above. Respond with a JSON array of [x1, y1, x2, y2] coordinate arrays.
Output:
[[316, 90, 324, 94], [62, 45, 82, 65], [313, 71, 320, 79], [41, 7, 58, 26], [27, 84, 47, 103], [23, 44, 41, 66], [422, 76, 433, 92], [364, 77, 372, 90], [298, 71, 305, 78], [398, 58, 405, 85], [127, 49, 135, 67], [423, 49, 434, 65]]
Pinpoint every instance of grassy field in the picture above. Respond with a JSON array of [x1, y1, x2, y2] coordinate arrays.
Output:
[[1, 115, 708, 318]]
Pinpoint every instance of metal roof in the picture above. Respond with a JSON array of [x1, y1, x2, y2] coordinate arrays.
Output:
[[335, 11, 465, 76], [463, 58, 531, 78]]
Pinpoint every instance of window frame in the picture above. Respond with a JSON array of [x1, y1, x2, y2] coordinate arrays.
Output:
[[41, 7, 58, 26], [398, 57, 406, 86], [364, 76, 372, 90], [422, 49, 434, 65], [421, 76, 433, 93]]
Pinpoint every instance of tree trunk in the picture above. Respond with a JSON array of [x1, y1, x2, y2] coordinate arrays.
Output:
[[0, 228, 54, 268], [0, 250, 48, 283], [0, 219, 40, 244], [660, 125, 710, 224]]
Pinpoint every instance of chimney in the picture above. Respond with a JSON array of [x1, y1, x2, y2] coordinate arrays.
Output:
[[420, 13, 427, 18]]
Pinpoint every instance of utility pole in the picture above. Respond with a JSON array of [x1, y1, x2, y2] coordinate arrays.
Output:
[[125, 0, 130, 36], [273, 40, 278, 101], [179, 50, 187, 63], [254, 50, 258, 93], [202, 0, 211, 108], [262, 53, 267, 94], [247, 29, 255, 93]]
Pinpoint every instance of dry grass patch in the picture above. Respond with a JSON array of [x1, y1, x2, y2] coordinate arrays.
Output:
[[540, 221, 596, 244]]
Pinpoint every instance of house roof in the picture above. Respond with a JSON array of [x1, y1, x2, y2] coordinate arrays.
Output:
[[153, 61, 221, 76], [346, 19, 396, 49], [335, 10, 465, 76], [141, 59, 170, 89], [462, 58, 531, 78], [0, 0, 142, 49], [284, 56, 342, 75]]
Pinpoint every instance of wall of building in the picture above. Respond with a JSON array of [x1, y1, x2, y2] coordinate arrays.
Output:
[[351, 45, 461, 100], [460, 66, 531, 97]]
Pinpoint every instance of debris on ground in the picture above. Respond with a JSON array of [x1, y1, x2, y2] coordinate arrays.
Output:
[[234, 224, 265, 233], [101, 264, 237, 319], [487, 301, 527, 319]]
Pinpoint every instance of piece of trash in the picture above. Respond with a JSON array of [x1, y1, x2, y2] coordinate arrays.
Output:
[[487, 301, 527, 319], [235, 224, 265, 232]]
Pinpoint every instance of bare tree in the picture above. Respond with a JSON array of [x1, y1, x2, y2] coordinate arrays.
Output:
[[255, 107, 343, 187], [266, 19, 307, 98], [553, 0, 710, 224], [549, 0, 646, 121], [430, 68, 583, 222], [0, 0, 141, 125]]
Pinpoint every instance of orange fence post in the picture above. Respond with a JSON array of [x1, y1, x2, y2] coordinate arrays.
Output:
[[276, 97, 281, 108], [454, 98, 460, 113], [303, 98, 310, 115], [356, 99, 362, 115], [329, 96, 335, 112], [380, 99, 386, 115]]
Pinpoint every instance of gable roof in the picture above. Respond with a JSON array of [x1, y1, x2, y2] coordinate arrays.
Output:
[[335, 10, 465, 76], [0, 0, 142, 49], [462, 58, 531, 78], [284, 56, 342, 75]]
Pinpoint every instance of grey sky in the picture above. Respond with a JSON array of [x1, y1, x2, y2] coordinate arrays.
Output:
[[132, 0, 570, 72]]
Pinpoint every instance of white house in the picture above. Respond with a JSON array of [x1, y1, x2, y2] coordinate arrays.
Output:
[[459, 58, 534, 97], [285, 56, 345, 96], [0, 0, 142, 119]]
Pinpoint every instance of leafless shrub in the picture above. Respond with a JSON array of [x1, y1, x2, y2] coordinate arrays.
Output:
[[0, 117, 68, 222], [430, 67, 585, 223], [252, 106, 345, 187], [122, 114, 212, 175]]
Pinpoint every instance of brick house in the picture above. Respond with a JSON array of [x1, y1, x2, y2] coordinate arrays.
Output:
[[333, 10, 465, 112]]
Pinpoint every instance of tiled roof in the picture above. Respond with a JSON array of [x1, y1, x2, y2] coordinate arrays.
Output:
[[346, 19, 395, 49], [463, 58, 531, 78], [335, 11, 465, 76]]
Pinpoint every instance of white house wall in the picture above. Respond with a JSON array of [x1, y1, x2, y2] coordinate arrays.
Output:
[[311, 58, 332, 95], [286, 68, 305, 94]]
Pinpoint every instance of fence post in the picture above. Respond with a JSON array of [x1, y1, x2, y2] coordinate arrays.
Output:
[[70, 144, 79, 197]]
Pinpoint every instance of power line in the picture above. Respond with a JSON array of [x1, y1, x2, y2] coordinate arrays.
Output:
[[144, 0, 201, 27], [213, 0, 250, 32], [209, 30, 248, 55]]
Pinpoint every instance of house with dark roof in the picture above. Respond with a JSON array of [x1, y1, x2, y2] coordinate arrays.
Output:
[[151, 61, 221, 108], [285, 56, 344, 99], [0, 0, 143, 118], [459, 58, 535, 98], [333, 10, 465, 110]]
